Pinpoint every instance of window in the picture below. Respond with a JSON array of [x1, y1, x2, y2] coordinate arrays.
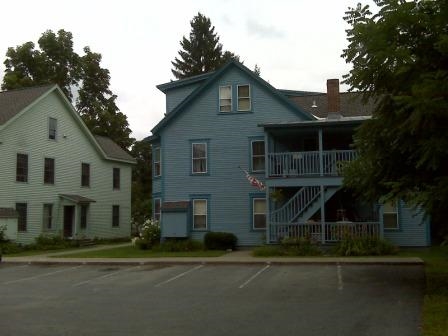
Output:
[[112, 205, 120, 227], [153, 147, 161, 177], [192, 143, 207, 174], [44, 158, 55, 184], [238, 85, 251, 111], [16, 203, 27, 232], [80, 205, 88, 229], [253, 198, 266, 229], [383, 201, 398, 229], [16, 153, 28, 182], [81, 163, 90, 187], [43, 204, 53, 230], [49, 117, 57, 140], [252, 140, 265, 172], [113, 168, 120, 189], [219, 86, 232, 112], [154, 198, 161, 222], [193, 199, 207, 230]]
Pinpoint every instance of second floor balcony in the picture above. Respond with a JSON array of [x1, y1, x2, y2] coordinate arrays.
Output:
[[268, 150, 357, 177]]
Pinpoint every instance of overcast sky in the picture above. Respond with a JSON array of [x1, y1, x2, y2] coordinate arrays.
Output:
[[0, 0, 375, 140]]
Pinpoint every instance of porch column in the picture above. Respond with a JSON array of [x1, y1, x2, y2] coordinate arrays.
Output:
[[320, 185, 326, 244], [318, 129, 323, 177], [264, 132, 270, 244]]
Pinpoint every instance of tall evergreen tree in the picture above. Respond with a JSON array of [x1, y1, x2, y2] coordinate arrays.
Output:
[[2, 29, 134, 150], [171, 12, 240, 79], [341, 0, 448, 237]]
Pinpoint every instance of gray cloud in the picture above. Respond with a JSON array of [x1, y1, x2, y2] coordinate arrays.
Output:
[[246, 19, 286, 39]]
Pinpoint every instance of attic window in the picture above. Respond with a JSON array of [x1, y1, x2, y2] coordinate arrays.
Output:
[[49, 117, 57, 140], [219, 86, 232, 112], [238, 85, 251, 111]]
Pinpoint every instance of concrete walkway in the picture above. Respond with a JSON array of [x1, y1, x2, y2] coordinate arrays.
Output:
[[1, 243, 424, 266]]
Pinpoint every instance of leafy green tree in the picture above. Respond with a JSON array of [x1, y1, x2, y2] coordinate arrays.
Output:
[[2, 29, 134, 150], [341, 0, 448, 236], [130, 140, 153, 226], [171, 12, 240, 79]]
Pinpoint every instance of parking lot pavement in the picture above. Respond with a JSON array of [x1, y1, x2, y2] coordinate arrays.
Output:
[[0, 263, 423, 336]]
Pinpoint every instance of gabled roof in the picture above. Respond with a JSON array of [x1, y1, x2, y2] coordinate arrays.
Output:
[[0, 85, 135, 164], [94, 135, 135, 162], [151, 60, 316, 134], [156, 72, 214, 93], [285, 91, 377, 118], [0, 84, 55, 125]]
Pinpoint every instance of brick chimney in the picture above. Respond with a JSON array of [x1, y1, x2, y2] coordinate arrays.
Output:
[[327, 79, 341, 115]]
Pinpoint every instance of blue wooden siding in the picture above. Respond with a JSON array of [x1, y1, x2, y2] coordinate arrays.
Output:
[[165, 83, 202, 114], [383, 202, 430, 246], [158, 67, 307, 245]]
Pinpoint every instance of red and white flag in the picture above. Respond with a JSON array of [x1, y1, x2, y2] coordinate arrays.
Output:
[[242, 168, 266, 191]]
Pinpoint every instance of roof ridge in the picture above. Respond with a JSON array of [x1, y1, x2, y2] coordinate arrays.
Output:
[[0, 83, 55, 95]]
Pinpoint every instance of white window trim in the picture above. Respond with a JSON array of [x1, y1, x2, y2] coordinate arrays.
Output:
[[253, 198, 266, 230], [154, 198, 161, 223], [192, 142, 207, 174], [43, 203, 53, 230], [237, 84, 251, 111], [383, 201, 399, 230], [193, 199, 207, 230], [219, 85, 232, 112], [251, 140, 265, 173], [154, 147, 161, 177], [48, 117, 57, 140]]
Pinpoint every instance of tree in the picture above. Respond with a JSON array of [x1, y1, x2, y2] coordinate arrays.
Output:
[[130, 140, 153, 227], [2, 29, 134, 150], [171, 12, 240, 79], [341, 1, 448, 237]]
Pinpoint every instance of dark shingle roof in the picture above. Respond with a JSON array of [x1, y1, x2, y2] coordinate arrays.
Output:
[[94, 135, 136, 163], [286, 92, 378, 118], [0, 84, 55, 125]]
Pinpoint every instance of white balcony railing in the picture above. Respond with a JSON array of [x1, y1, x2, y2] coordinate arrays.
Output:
[[268, 150, 357, 177]]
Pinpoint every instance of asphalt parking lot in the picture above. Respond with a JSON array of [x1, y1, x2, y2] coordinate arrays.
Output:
[[0, 263, 423, 336]]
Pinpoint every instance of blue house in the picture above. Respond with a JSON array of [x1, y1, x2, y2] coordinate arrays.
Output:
[[148, 61, 430, 247]]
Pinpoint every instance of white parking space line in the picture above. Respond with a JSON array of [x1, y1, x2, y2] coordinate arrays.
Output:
[[239, 264, 271, 289], [3, 265, 83, 285], [72, 265, 141, 287], [337, 264, 344, 291], [155, 264, 204, 287]]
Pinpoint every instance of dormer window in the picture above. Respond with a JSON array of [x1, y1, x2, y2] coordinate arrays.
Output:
[[49, 117, 57, 140], [238, 85, 251, 111], [219, 86, 232, 112]]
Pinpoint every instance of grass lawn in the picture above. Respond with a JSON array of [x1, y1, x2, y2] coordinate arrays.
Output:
[[399, 246, 448, 336], [54, 245, 227, 258]]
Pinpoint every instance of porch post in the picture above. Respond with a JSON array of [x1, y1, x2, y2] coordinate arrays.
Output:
[[320, 185, 326, 244], [318, 129, 323, 177], [264, 132, 270, 244]]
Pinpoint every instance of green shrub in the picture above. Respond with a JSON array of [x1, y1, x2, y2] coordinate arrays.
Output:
[[153, 239, 205, 252], [332, 235, 398, 256], [204, 232, 237, 250], [280, 236, 323, 256], [135, 219, 160, 250], [0, 241, 25, 254]]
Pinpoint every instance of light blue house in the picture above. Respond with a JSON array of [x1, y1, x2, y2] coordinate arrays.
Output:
[[149, 61, 430, 247]]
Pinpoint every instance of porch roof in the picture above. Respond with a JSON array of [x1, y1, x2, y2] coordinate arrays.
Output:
[[259, 116, 370, 130], [59, 194, 96, 204]]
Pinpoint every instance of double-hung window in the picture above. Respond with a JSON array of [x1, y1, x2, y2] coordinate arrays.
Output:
[[43, 204, 53, 230], [153, 147, 161, 177], [16, 203, 27, 232], [253, 198, 266, 229], [192, 143, 207, 174], [383, 201, 398, 229], [238, 85, 251, 111], [112, 205, 120, 227], [81, 163, 90, 187], [44, 158, 55, 184], [113, 168, 120, 189], [49, 117, 57, 140], [154, 198, 161, 222], [251, 140, 265, 172], [219, 86, 232, 112], [193, 199, 207, 230], [80, 205, 88, 229], [16, 153, 28, 182]]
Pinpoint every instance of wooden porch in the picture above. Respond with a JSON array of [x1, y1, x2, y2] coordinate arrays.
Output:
[[268, 221, 381, 244]]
